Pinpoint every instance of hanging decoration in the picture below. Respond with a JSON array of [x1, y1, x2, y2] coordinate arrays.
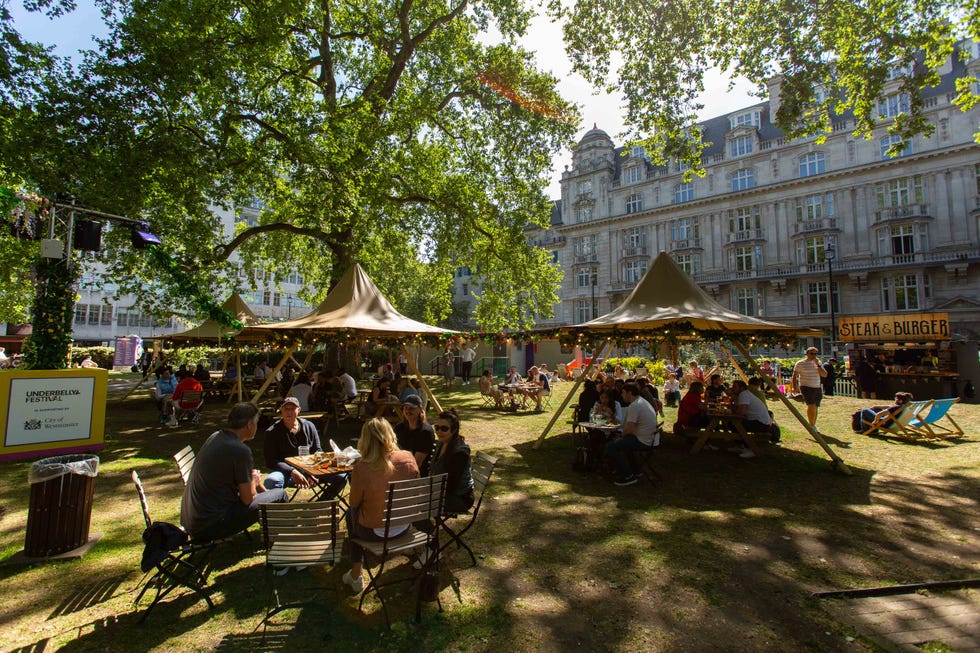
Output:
[[144, 244, 243, 331]]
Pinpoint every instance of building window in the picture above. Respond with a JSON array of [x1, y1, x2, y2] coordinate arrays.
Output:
[[876, 176, 923, 208], [795, 193, 835, 222], [576, 180, 593, 196], [263, 290, 271, 305], [625, 193, 644, 214], [877, 223, 926, 263], [730, 110, 761, 129], [876, 93, 910, 119], [101, 305, 113, 326], [731, 169, 755, 191], [799, 281, 838, 315], [729, 135, 754, 158], [575, 206, 593, 222], [976, 164, 980, 194], [728, 206, 761, 236], [576, 299, 594, 323], [622, 260, 647, 284], [797, 237, 833, 265], [735, 288, 762, 316], [462, 283, 469, 296], [577, 267, 596, 288], [731, 246, 761, 274], [87, 305, 100, 325], [573, 235, 596, 260], [674, 253, 701, 275], [273, 292, 281, 307], [671, 217, 700, 243], [885, 63, 913, 81], [798, 152, 826, 177], [881, 274, 929, 311], [880, 134, 911, 158], [625, 166, 642, 184], [674, 182, 694, 203], [622, 227, 645, 252], [74, 304, 88, 325]]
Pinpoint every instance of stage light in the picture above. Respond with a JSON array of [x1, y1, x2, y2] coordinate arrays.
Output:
[[130, 222, 161, 249]]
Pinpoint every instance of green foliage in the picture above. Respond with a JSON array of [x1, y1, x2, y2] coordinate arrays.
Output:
[[70, 346, 115, 369], [2, 0, 579, 333], [556, 0, 978, 173], [23, 257, 78, 370], [604, 357, 669, 386]]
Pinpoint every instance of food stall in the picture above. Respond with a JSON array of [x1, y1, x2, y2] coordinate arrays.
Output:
[[839, 312, 977, 402]]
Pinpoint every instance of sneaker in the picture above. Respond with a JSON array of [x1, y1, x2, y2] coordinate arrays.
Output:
[[167, 416, 178, 427], [614, 475, 639, 487], [739, 449, 756, 459], [703, 444, 719, 451], [342, 570, 364, 593], [159, 416, 168, 424], [273, 566, 290, 577]]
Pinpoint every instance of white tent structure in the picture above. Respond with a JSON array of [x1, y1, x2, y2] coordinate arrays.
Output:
[[536, 252, 849, 473]]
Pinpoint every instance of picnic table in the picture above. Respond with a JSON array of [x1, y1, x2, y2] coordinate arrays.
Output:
[[688, 405, 762, 456], [498, 383, 537, 410]]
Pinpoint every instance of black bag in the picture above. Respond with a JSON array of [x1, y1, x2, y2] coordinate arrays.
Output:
[[572, 446, 592, 472], [420, 569, 440, 602], [768, 421, 781, 443]]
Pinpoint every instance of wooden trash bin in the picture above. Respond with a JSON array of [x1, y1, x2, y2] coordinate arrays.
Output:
[[25, 454, 99, 557]]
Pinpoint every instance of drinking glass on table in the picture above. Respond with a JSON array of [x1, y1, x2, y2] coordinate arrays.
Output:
[[298, 445, 310, 458]]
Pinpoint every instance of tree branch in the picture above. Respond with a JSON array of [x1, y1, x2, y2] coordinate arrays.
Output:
[[211, 222, 336, 263]]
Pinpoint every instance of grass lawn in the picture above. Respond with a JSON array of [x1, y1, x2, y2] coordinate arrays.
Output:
[[0, 375, 978, 652]]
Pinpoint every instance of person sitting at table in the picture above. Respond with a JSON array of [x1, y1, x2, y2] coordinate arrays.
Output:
[[478, 369, 505, 408], [674, 381, 708, 435], [154, 368, 178, 425], [342, 418, 420, 594], [337, 368, 358, 403], [394, 394, 435, 475], [590, 389, 623, 425], [747, 377, 767, 405], [194, 360, 212, 383], [287, 371, 313, 411], [430, 409, 474, 513], [605, 383, 660, 487], [663, 373, 681, 408], [686, 360, 706, 385], [396, 377, 420, 403], [613, 364, 629, 380], [170, 373, 203, 423], [309, 370, 332, 411], [262, 397, 321, 492], [364, 377, 391, 417], [636, 377, 663, 415], [857, 392, 914, 433], [727, 380, 773, 458], [704, 373, 728, 402], [181, 403, 289, 543], [577, 379, 600, 423], [525, 365, 551, 412], [504, 365, 521, 385], [253, 360, 270, 382], [223, 362, 239, 380]]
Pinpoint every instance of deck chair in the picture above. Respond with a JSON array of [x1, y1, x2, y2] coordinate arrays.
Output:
[[259, 501, 345, 621], [173, 390, 204, 424], [479, 389, 496, 409], [173, 446, 195, 485], [907, 398, 964, 438], [131, 470, 219, 622], [438, 452, 497, 567], [538, 388, 553, 410], [351, 474, 447, 628], [861, 400, 932, 439], [631, 442, 662, 485]]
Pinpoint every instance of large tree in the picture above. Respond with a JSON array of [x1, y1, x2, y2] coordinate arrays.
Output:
[[2, 0, 577, 336], [558, 0, 979, 171]]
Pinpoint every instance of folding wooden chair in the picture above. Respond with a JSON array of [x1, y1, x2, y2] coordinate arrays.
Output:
[[438, 451, 497, 567], [907, 398, 964, 438], [174, 390, 204, 424], [631, 445, 662, 485], [259, 501, 345, 621], [131, 470, 220, 622], [861, 400, 932, 440], [351, 474, 447, 627], [479, 390, 496, 409], [173, 446, 195, 485]]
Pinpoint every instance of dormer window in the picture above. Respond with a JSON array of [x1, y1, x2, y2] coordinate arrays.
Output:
[[625, 166, 642, 184], [630, 145, 647, 159], [885, 62, 914, 81], [730, 135, 754, 157], [729, 110, 761, 129], [875, 93, 910, 119]]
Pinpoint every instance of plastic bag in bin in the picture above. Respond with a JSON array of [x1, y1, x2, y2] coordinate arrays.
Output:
[[28, 454, 100, 485]]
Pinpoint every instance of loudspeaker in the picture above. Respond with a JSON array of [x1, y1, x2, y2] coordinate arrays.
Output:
[[73, 219, 102, 251]]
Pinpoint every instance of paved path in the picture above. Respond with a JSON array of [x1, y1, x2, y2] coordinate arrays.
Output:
[[823, 590, 980, 652]]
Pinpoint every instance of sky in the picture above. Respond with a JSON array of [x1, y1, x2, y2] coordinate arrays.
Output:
[[9, 2, 759, 198]]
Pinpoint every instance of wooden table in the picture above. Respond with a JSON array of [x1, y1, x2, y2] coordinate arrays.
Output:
[[374, 400, 404, 424], [284, 455, 353, 503], [688, 408, 761, 455], [578, 421, 621, 434], [498, 383, 537, 410]]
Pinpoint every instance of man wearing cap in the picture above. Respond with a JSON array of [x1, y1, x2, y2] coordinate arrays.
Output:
[[393, 394, 435, 475], [263, 397, 345, 499], [792, 347, 828, 426]]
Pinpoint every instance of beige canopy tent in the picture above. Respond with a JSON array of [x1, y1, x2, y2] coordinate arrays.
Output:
[[536, 252, 849, 474], [121, 293, 264, 401], [236, 263, 456, 411]]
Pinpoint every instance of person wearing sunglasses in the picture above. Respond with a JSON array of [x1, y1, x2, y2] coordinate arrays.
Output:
[[430, 409, 474, 514]]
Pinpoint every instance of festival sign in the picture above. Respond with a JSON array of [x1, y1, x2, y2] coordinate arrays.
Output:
[[837, 312, 950, 343], [0, 368, 107, 461]]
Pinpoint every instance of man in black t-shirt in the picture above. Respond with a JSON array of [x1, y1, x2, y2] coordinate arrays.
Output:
[[181, 403, 288, 542], [393, 394, 435, 475]]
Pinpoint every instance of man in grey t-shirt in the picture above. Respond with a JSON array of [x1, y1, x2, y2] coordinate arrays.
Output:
[[181, 403, 288, 541], [605, 383, 660, 486]]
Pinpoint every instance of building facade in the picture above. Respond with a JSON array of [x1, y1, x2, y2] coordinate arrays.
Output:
[[70, 200, 311, 344], [527, 43, 980, 348]]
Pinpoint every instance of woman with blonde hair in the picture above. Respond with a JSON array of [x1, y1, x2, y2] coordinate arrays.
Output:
[[342, 418, 419, 594]]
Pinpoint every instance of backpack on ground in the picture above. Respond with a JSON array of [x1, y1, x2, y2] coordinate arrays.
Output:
[[572, 446, 595, 472]]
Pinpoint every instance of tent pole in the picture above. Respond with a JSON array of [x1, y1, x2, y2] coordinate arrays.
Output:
[[297, 346, 316, 376], [720, 345, 750, 384], [402, 342, 441, 414], [235, 349, 243, 402], [731, 340, 851, 475], [403, 342, 441, 413], [120, 351, 169, 401], [249, 342, 298, 405], [534, 339, 613, 449]]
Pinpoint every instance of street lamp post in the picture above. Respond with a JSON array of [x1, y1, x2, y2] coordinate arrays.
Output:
[[287, 295, 293, 319], [825, 243, 836, 356], [590, 266, 597, 319]]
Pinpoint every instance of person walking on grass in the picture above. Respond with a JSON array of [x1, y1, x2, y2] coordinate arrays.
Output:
[[792, 347, 828, 427]]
